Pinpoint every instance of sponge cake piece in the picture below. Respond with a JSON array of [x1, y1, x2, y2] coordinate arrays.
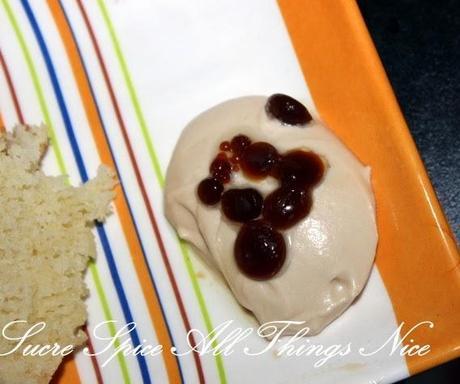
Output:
[[0, 125, 115, 383]]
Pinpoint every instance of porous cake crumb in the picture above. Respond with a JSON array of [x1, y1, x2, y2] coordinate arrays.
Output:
[[0, 125, 116, 383]]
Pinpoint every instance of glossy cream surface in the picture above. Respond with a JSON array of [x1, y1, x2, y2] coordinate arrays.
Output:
[[165, 96, 378, 335]]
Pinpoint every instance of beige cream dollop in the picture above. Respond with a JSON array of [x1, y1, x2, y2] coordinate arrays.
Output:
[[165, 96, 377, 335]]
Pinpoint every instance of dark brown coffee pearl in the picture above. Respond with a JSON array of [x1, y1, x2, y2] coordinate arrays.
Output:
[[197, 177, 224, 205], [221, 188, 263, 223], [230, 134, 251, 155], [265, 94, 312, 125], [220, 141, 231, 151], [263, 186, 312, 229], [234, 220, 286, 279], [197, 131, 328, 282], [210, 155, 232, 183], [275, 150, 325, 188], [240, 142, 279, 179], [229, 155, 240, 164]]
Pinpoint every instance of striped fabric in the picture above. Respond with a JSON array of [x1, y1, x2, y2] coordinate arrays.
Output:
[[1, 1, 458, 383]]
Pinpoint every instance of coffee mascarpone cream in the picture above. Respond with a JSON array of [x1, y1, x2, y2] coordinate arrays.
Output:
[[165, 96, 378, 335]]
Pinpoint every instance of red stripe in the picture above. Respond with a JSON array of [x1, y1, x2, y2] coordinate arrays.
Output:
[[75, 1, 205, 382], [83, 325, 104, 384], [0, 50, 25, 124]]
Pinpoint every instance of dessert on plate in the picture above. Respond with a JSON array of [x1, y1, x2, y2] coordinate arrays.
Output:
[[165, 94, 378, 335]]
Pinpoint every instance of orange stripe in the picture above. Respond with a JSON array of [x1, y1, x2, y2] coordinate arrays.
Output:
[[278, 0, 460, 375], [47, 1, 181, 382], [50, 355, 80, 384], [0, 113, 5, 132]]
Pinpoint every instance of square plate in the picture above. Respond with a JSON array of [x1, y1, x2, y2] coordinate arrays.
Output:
[[0, 1, 458, 383]]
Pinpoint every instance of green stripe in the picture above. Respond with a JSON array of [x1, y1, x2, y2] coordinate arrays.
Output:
[[1, 0, 66, 174], [96, 0, 228, 382], [90, 263, 132, 384], [1, 0, 131, 381], [179, 241, 228, 384], [96, 0, 164, 187]]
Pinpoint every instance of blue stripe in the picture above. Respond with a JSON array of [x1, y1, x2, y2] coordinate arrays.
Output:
[[58, 1, 185, 382], [19, 1, 152, 382]]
